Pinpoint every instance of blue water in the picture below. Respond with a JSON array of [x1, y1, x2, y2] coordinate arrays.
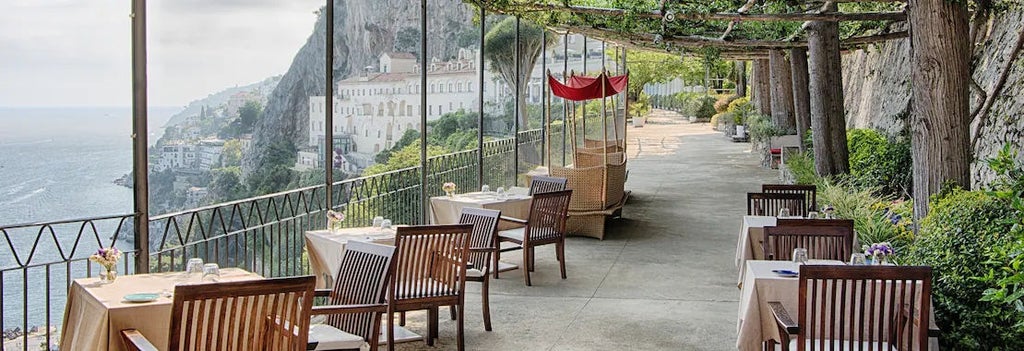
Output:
[[0, 106, 176, 332]]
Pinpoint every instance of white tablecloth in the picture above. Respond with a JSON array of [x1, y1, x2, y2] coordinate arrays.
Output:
[[59, 268, 261, 351], [736, 260, 936, 351], [305, 228, 396, 288], [734, 216, 777, 284], [429, 188, 531, 229]]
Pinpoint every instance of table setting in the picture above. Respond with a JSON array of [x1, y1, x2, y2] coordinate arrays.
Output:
[[429, 183, 531, 227], [305, 217, 398, 288]]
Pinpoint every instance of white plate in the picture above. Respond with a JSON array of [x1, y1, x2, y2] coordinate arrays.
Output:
[[123, 293, 160, 303]]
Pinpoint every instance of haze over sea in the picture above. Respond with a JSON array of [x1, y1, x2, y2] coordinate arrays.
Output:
[[0, 106, 176, 331]]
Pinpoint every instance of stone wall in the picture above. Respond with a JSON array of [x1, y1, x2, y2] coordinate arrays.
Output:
[[841, 10, 1024, 187]]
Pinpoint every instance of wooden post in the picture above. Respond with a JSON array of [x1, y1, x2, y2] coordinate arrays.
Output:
[[735, 61, 747, 97], [789, 48, 811, 153], [807, 3, 849, 176], [751, 59, 772, 116], [908, 0, 971, 218]]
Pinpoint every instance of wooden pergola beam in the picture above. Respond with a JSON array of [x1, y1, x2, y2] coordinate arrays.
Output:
[[561, 25, 908, 51], [513, 4, 906, 22]]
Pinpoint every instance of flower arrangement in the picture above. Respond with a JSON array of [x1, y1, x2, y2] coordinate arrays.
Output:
[[326, 210, 346, 232], [442, 182, 457, 197], [863, 242, 895, 264], [90, 247, 121, 283]]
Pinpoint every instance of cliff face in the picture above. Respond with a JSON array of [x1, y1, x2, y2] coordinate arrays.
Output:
[[243, 0, 474, 173], [842, 9, 1024, 186]]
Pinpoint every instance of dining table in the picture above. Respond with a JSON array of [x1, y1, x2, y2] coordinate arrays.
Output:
[[429, 187, 531, 230], [736, 260, 938, 351], [734, 216, 778, 285], [59, 267, 262, 351], [304, 226, 397, 288]]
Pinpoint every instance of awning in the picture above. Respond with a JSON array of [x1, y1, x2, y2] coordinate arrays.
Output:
[[548, 73, 628, 101]]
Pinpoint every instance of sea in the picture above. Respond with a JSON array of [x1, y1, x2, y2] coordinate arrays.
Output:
[[0, 106, 177, 334]]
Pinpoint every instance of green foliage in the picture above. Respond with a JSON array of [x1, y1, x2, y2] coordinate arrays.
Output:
[[629, 92, 651, 118], [484, 16, 557, 130], [209, 167, 246, 201], [713, 94, 739, 113], [221, 140, 242, 168], [904, 189, 1022, 350], [846, 129, 912, 197], [691, 95, 716, 121], [363, 141, 448, 176], [246, 140, 297, 195], [746, 113, 783, 145], [816, 178, 912, 253], [727, 97, 752, 124], [784, 151, 817, 185], [978, 144, 1024, 335]]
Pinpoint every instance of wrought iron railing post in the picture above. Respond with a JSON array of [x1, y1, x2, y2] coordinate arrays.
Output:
[[325, 0, 335, 211], [478, 5, 485, 189], [513, 16, 520, 186], [419, 0, 428, 224], [131, 0, 150, 273]]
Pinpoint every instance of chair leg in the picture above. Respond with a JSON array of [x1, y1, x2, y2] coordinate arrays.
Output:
[[493, 246, 501, 279], [558, 241, 567, 279], [523, 247, 532, 286], [426, 307, 437, 346], [399, 311, 406, 326], [482, 277, 492, 332], [450, 305, 457, 320], [457, 297, 465, 351], [529, 247, 536, 272], [387, 308, 395, 351]]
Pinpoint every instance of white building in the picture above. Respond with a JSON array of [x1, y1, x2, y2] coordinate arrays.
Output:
[[196, 139, 225, 170], [157, 140, 197, 171]]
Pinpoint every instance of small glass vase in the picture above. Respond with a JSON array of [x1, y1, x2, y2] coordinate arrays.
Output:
[[100, 268, 117, 284], [445, 190, 454, 198], [873, 254, 887, 265]]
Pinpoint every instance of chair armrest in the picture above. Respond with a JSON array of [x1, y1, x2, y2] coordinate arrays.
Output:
[[469, 246, 497, 253], [313, 303, 388, 316], [498, 216, 528, 225], [768, 301, 799, 335], [120, 329, 159, 351], [314, 288, 333, 298]]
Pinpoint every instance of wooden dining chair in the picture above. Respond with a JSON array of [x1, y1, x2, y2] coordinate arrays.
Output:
[[762, 223, 855, 261], [307, 241, 400, 351], [386, 224, 473, 351], [769, 265, 933, 351], [120, 275, 316, 351], [747, 192, 808, 217], [762, 184, 817, 212], [496, 190, 572, 286], [448, 207, 506, 331], [528, 175, 568, 195]]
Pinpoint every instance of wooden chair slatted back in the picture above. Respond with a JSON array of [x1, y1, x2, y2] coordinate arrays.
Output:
[[169, 276, 316, 351], [797, 265, 932, 351], [747, 192, 808, 217], [326, 241, 396, 342], [762, 184, 818, 212], [525, 190, 572, 243], [529, 176, 568, 195], [391, 224, 472, 300], [458, 208, 501, 272], [763, 224, 855, 261]]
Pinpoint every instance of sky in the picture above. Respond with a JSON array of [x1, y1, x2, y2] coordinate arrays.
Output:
[[0, 0, 323, 108]]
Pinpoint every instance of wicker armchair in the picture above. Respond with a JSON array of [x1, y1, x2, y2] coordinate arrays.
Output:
[[386, 224, 473, 351], [120, 276, 316, 351], [769, 265, 933, 351], [496, 190, 572, 286]]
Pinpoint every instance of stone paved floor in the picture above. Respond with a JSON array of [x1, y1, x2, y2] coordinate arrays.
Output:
[[394, 109, 779, 350]]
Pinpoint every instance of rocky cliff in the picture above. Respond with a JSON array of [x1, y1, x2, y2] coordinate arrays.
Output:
[[842, 8, 1024, 186], [243, 0, 474, 174]]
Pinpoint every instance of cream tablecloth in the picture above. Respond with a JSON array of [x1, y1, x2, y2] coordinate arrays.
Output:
[[59, 268, 261, 351], [305, 227, 396, 288], [736, 260, 936, 351], [429, 189, 531, 227], [734, 216, 777, 284]]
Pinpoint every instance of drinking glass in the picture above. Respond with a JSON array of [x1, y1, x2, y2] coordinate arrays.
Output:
[[201, 263, 221, 282], [185, 258, 204, 278], [807, 211, 819, 219], [381, 219, 392, 230], [778, 208, 791, 218], [481, 185, 490, 193], [496, 187, 506, 200], [372, 216, 384, 229], [792, 248, 809, 264], [849, 253, 867, 265]]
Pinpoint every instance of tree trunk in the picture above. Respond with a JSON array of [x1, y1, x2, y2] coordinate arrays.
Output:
[[752, 59, 772, 116], [790, 48, 811, 153], [908, 0, 972, 218], [768, 50, 796, 131], [735, 61, 747, 97], [807, 7, 850, 176]]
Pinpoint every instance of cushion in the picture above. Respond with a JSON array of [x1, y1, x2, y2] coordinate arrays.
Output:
[[466, 268, 485, 278], [770, 148, 782, 154], [307, 324, 365, 350], [498, 227, 525, 242], [378, 325, 421, 345]]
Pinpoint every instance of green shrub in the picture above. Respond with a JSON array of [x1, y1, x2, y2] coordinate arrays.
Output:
[[714, 94, 739, 113], [691, 95, 717, 121], [846, 129, 912, 197], [783, 151, 817, 185], [978, 144, 1024, 335], [727, 97, 752, 125], [747, 113, 783, 145], [904, 189, 1021, 350]]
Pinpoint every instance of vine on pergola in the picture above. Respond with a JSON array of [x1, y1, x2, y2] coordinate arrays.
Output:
[[464, 0, 908, 59]]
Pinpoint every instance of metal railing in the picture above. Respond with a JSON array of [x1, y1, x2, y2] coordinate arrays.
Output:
[[0, 129, 549, 350]]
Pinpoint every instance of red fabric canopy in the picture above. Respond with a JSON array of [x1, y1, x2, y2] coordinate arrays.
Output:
[[548, 73, 628, 101]]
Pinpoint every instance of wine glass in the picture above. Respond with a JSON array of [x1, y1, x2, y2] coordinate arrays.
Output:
[[372, 216, 384, 229], [185, 258, 204, 279], [381, 219, 392, 230], [849, 253, 867, 265], [807, 211, 819, 219], [778, 208, 791, 218], [201, 263, 221, 282], [496, 187, 506, 200], [792, 248, 809, 264], [481, 184, 490, 193]]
